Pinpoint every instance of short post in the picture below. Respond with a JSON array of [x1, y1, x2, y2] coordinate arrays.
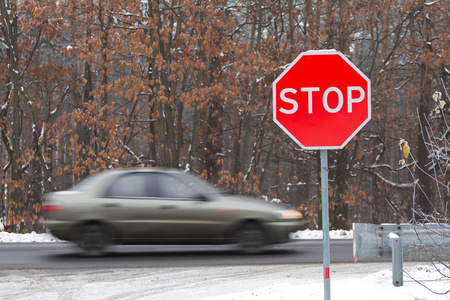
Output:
[[389, 232, 403, 287]]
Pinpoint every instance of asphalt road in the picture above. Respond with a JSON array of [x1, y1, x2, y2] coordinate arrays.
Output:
[[0, 240, 353, 269]]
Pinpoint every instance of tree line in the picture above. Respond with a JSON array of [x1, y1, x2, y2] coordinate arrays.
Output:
[[0, 0, 448, 232]]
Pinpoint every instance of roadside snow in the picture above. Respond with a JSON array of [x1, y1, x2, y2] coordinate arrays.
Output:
[[290, 229, 353, 239], [0, 263, 449, 299], [0, 231, 61, 243]]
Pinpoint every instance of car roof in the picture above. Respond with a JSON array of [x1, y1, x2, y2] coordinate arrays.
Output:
[[103, 167, 184, 175]]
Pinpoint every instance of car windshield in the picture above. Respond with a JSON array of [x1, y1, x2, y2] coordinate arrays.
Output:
[[176, 173, 223, 195]]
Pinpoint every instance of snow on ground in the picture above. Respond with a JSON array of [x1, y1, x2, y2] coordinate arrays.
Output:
[[290, 228, 353, 240], [0, 262, 449, 300], [0, 230, 449, 299], [0, 231, 61, 243]]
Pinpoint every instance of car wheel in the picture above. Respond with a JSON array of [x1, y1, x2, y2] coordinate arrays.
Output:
[[235, 222, 266, 253], [77, 224, 112, 256]]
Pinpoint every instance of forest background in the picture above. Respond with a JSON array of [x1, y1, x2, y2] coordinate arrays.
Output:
[[0, 0, 448, 233]]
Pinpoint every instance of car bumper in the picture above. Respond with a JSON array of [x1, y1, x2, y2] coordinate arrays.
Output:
[[43, 220, 77, 241], [265, 220, 306, 244]]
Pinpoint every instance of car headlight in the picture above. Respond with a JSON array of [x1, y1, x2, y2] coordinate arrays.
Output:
[[274, 210, 303, 219]]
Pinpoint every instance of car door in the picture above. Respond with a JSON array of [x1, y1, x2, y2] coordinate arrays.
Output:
[[99, 171, 232, 242], [99, 172, 162, 241], [147, 173, 230, 242]]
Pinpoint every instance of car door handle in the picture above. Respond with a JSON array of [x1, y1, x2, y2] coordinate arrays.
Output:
[[159, 205, 176, 210], [102, 203, 120, 208]]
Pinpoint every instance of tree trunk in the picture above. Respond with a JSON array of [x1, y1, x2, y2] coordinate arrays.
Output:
[[416, 62, 432, 218]]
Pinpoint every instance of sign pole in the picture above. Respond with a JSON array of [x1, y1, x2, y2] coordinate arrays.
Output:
[[321, 149, 331, 300], [272, 49, 371, 300]]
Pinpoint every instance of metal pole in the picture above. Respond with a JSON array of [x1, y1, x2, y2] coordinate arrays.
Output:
[[321, 150, 331, 300], [390, 234, 403, 287]]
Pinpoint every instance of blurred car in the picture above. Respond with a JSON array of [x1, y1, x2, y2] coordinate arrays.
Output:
[[43, 168, 304, 254]]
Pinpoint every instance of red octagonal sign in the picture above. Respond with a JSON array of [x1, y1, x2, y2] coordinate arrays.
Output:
[[273, 50, 371, 149]]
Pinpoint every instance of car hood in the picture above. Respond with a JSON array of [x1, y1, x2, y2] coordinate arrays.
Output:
[[211, 194, 288, 211]]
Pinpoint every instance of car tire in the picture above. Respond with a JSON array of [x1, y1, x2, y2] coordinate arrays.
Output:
[[234, 222, 266, 254], [76, 224, 112, 256]]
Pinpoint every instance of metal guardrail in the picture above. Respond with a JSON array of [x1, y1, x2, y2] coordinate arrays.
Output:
[[353, 223, 450, 262]]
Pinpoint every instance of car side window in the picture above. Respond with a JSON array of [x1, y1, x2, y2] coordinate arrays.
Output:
[[156, 174, 201, 200], [104, 172, 201, 200], [143, 173, 162, 197], [105, 173, 147, 198]]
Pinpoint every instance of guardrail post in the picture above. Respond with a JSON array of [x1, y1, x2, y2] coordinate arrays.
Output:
[[389, 233, 403, 287]]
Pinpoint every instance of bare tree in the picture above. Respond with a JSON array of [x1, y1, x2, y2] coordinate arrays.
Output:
[[398, 87, 449, 294]]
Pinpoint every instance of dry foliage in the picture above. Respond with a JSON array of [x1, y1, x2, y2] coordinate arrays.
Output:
[[0, 0, 448, 232]]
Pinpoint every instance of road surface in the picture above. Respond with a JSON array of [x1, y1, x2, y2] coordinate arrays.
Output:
[[0, 240, 353, 269]]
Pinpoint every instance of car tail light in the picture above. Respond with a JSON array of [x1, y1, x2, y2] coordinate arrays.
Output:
[[42, 205, 64, 211]]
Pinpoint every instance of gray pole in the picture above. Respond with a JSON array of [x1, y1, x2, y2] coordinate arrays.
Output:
[[321, 150, 331, 299], [391, 235, 403, 287]]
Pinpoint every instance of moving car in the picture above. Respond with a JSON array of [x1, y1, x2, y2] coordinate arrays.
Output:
[[43, 168, 304, 254]]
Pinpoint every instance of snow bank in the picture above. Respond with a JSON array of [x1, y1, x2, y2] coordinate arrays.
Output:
[[0, 231, 62, 243], [290, 229, 353, 239]]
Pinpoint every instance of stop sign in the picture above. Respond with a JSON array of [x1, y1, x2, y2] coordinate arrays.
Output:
[[273, 50, 371, 149]]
